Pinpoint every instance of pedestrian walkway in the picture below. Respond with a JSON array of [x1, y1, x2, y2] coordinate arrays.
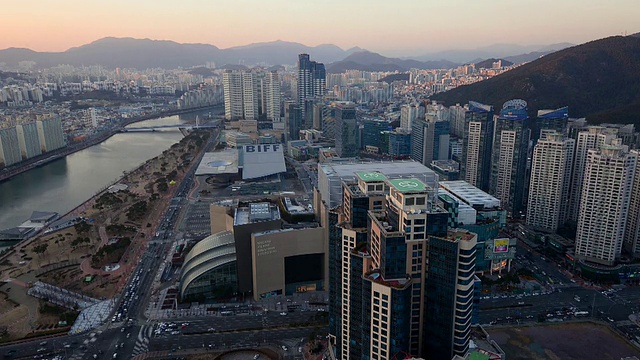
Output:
[[69, 299, 115, 334], [27, 281, 99, 310], [132, 325, 153, 357]]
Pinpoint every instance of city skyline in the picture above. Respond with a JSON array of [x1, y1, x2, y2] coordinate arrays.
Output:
[[2, 0, 639, 56]]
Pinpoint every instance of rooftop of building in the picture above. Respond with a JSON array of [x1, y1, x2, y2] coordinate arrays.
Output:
[[438, 189, 476, 213], [355, 171, 387, 183], [431, 159, 460, 172], [388, 178, 429, 194], [195, 149, 239, 176], [319, 160, 435, 179], [443, 229, 477, 243], [439, 181, 501, 209], [365, 269, 411, 290], [368, 210, 403, 235], [234, 202, 281, 226]]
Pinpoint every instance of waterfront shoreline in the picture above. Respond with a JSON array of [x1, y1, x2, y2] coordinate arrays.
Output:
[[0, 104, 222, 184]]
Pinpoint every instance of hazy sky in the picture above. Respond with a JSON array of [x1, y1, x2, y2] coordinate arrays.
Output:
[[2, 0, 639, 55]]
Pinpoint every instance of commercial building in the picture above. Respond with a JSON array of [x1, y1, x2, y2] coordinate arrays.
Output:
[[36, 117, 65, 153], [335, 102, 358, 158], [424, 230, 477, 359], [575, 145, 637, 266], [179, 231, 238, 302], [328, 170, 477, 359], [388, 129, 412, 157], [362, 119, 390, 152], [0, 127, 21, 167], [490, 99, 530, 217], [439, 181, 508, 273], [15, 122, 41, 160], [526, 132, 575, 232], [430, 160, 460, 181], [224, 131, 253, 148], [460, 101, 494, 192], [233, 202, 282, 293], [411, 118, 449, 166], [238, 144, 286, 180], [318, 160, 438, 209], [251, 226, 326, 300], [284, 101, 303, 141]]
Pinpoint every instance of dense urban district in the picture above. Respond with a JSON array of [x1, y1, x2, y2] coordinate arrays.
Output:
[[1, 34, 640, 360]]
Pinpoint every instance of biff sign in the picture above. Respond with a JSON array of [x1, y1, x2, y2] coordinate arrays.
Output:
[[244, 144, 281, 153]]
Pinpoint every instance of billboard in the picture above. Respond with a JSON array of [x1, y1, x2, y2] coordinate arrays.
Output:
[[494, 239, 509, 253]]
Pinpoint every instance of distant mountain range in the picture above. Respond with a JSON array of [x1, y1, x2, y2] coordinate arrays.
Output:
[[326, 51, 458, 73], [0, 37, 574, 70], [430, 36, 640, 125], [0, 38, 363, 70], [409, 43, 574, 63]]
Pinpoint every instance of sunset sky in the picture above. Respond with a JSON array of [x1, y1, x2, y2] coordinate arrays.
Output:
[[2, 0, 639, 55]]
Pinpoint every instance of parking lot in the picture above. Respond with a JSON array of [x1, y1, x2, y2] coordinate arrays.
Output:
[[179, 201, 212, 236]]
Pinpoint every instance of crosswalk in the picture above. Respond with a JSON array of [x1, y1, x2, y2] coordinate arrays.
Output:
[[68, 349, 88, 360], [132, 325, 153, 356]]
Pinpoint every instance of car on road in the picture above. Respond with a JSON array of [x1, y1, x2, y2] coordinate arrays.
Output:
[[253, 355, 260, 359], [280, 312, 287, 316]]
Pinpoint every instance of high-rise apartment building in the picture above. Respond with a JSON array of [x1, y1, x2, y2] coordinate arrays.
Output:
[[297, 54, 326, 118], [575, 145, 637, 266], [36, 117, 65, 153], [400, 104, 419, 130], [568, 126, 618, 222], [223, 70, 259, 120], [15, 122, 41, 160], [263, 71, 281, 121], [490, 99, 530, 217], [460, 102, 494, 192], [624, 151, 640, 258], [0, 127, 21, 168], [335, 102, 358, 158], [223, 70, 244, 120], [526, 132, 575, 232]]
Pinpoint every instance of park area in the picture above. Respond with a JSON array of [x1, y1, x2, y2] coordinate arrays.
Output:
[[0, 130, 210, 341], [488, 322, 640, 360]]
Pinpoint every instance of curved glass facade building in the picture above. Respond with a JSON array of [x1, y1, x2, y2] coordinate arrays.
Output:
[[180, 231, 237, 302]]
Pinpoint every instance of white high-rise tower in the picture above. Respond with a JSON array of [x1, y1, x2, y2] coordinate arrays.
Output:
[[575, 144, 637, 266], [526, 132, 574, 232]]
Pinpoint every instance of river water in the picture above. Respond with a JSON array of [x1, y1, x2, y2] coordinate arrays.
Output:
[[0, 109, 216, 234]]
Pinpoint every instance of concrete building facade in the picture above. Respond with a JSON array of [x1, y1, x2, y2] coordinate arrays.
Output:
[[575, 145, 637, 266], [526, 133, 575, 232]]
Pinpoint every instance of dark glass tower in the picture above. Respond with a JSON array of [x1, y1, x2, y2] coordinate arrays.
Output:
[[460, 101, 494, 192], [490, 99, 531, 217]]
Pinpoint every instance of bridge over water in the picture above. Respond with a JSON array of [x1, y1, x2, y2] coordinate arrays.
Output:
[[120, 122, 220, 133]]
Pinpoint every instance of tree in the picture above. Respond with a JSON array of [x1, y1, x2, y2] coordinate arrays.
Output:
[[33, 243, 49, 257]]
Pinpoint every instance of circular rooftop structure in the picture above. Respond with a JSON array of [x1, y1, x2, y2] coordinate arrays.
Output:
[[207, 160, 233, 167]]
